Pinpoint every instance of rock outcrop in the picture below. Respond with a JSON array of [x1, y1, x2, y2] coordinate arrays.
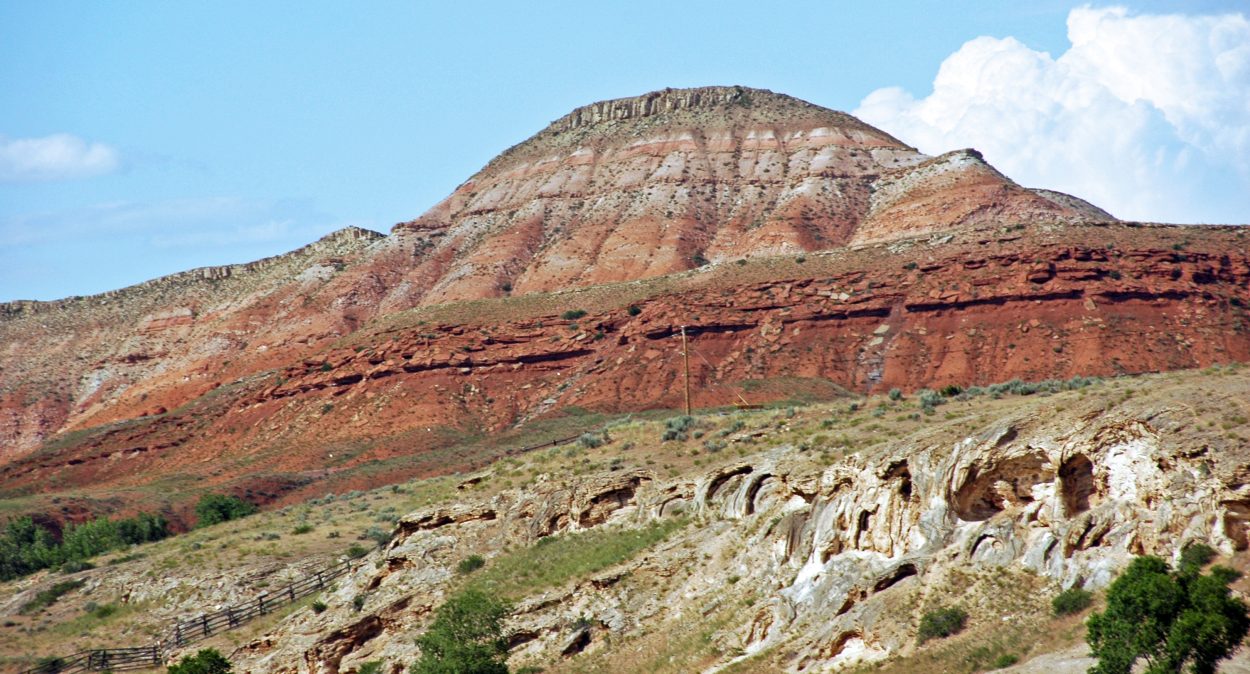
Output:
[[221, 370, 1250, 673]]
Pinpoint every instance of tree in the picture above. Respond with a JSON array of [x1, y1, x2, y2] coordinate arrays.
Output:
[[411, 588, 511, 674], [1087, 553, 1249, 674], [194, 494, 258, 528], [167, 648, 232, 674]]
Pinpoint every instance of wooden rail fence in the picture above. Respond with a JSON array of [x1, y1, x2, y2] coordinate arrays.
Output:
[[17, 428, 604, 673], [18, 559, 353, 673]]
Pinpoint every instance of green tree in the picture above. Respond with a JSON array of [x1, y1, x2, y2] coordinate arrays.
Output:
[[1087, 554, 1249, 674], [167, 648, 232, 674], [194, 494, 258, 528], [411, 588, 511, 674]]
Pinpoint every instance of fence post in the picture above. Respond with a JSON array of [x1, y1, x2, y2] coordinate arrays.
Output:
[[175, 623, 183, 646], [258, 593, 267, 615], [201, 614, 210, 637], [316, 570, 325, 589], [288, 584, 296, 603], [227, 607, 237, 628]]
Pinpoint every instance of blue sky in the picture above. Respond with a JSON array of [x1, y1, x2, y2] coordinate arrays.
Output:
[[2, 1, 1247, 301]]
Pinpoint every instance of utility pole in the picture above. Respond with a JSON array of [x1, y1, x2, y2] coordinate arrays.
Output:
[[681, 326, 691, 416]]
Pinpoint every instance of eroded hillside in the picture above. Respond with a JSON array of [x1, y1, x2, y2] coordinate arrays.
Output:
[[4, 365, 1250, 673]]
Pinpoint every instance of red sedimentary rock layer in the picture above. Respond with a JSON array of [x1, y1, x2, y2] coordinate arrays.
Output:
[[1, 223, 1246, 516], [0, 87, 1246, 518]]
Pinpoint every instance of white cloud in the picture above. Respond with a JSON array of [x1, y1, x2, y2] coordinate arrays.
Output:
[[0, 133, 120, 182], [854, 6, 1250, 224]]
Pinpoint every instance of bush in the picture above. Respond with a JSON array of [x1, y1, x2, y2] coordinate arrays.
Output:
[[411, 588, 511, 674], [917, 606, 967, 643], [991, 653, 1019, 669], [1052, 587, 1093, 616], [353, 594, 366, 612], [561, 309, 587, 321], [888, 388, 903, 401], [292, 524, 314, 535], [346, 544, 369, 559], [457, 555, 486, 575], [1179, 542, 1216, 573], [577, 432, 604, 449], [917, 390, 945, 412], [311, 600, 328, 614], [167, 648, 232, 674], [358, 662, 384, 674], [662, 416, 695, 441], [1087, 555, 1250, 674], [626, 305, 641, 316], [194, 494, 257, 528], [362, 527, 392, 546]]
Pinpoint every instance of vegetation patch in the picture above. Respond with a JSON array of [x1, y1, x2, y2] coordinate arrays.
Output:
[[1, 512, 169, 581], [195, 493, 259, 528], [917, 606, 968, 643], [466, 518, 686, 600], [1051, 587, 1093, 616], [20, 579, 85, 614]]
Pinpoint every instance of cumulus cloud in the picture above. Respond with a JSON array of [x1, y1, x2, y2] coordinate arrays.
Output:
[[854, 6, 1250, 224], [0, 133, 120, 182]]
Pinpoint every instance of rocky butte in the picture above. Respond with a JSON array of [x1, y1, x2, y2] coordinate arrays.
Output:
[[0, 86, 1247, 540]]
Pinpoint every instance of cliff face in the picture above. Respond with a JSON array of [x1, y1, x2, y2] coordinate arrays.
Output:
[[0, 86, 1246, 519], [0, 227, 384, 462]]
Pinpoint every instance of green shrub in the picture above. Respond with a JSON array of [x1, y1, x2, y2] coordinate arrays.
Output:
[[311, 600, 328, 614], [358, 662, 384, 674], [1088, 555, 1249, 674], [167, 648, 232, 674], [577, 432, 604, 449], [917, 606, 967, 643], [363, 526, 392, 546], [888, 388, 903, 401], [346, 544, 369, 559], [457, 555, 486, 575], [1052, 587, 1093, 616], [411, 588, 511, 674], [991, 653, 1019, 669], [1179, 542, 1216, 573], [561, 309, 587, 320], [194, 494, 257, 528], [292, 524, 314, 535], [626, 305, 641, 316], [662, 415, 695, 441], [352, 594, 366, 612], [87, 602, 118, 619], [917, 390, 945, 412]]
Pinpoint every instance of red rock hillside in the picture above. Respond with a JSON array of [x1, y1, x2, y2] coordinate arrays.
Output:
[[0, 86, 1246, 523]]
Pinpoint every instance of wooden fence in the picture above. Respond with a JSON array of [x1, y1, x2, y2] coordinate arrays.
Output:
[[17, 646, 160, 673], [165, 558, 352, 650], [17, 559, 353, 673], [17, 428, 603, 673]]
